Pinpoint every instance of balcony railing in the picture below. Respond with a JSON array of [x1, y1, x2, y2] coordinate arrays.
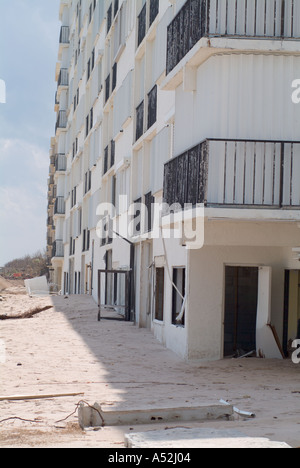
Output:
[[52, 240, 64, 258], [166, 0, 300, 74], [163, 139, 300, 210], [59, 26, 70, 44], [58, 68, 69, 87], [54, 196, 65, 215], [55, 154, 67, 172], [55, 111, 67, 132]]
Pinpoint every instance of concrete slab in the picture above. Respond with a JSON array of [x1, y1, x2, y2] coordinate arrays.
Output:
[[78, 404, 234, 428], [125, 428, 291, 449]]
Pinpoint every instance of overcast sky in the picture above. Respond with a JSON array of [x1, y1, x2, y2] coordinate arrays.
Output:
[[0, 0, 61, 266]]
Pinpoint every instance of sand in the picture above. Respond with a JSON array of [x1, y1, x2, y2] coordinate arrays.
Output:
[[0, 284, 299, 448]]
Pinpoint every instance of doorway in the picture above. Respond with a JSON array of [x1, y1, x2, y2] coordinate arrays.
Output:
[[283, 270, 300, 357], [224, 266, 259, 357]]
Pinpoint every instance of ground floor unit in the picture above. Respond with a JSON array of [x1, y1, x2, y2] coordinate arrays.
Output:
[[51, 212, 300, 362]]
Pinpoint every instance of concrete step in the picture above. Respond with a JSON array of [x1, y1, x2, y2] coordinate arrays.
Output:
[[78, 403, 234, 428], [124, 427, 291, 449]]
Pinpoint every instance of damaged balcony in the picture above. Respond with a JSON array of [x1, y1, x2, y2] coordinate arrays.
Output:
[[163, 0, 300, 90], [163, 139, 300, 218]]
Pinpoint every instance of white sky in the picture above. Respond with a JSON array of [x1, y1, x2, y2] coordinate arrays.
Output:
[[0, 0, 61, 266]]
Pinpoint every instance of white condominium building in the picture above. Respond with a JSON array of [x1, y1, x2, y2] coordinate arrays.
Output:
[[47, 0, 300, 360]]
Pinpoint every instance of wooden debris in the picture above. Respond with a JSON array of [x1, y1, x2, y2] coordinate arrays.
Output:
[[0, 305, 53, 320], [0, 392, 85, 402]]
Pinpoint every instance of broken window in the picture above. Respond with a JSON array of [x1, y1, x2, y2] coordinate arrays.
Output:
[[172, 268, 186, 326]]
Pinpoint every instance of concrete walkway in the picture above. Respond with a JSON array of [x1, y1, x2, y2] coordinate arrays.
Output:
[[0, 294, 299, 448]]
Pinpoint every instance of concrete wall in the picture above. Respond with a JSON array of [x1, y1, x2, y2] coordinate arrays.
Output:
[[174, 54, 300, 157]]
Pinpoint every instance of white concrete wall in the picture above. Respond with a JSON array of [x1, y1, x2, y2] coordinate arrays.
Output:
[[174, 54, 300, 156]]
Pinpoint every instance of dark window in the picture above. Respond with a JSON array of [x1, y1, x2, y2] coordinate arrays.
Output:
[[110, 139, 115, 167], [71, 187, 77, 207], [69, 237, 75, 256], [104, 145, 109, 174], [87, 230, 90, 251], [107, 3, 112, 34], [172, 268, 186, 326], [91, 48, 95, 70], [149, 0, 159, 27], [137, 3, 146, 46], [82, 229, 86, 252], [147, 85, 157, 129], [155, 268, 165, 321], [112, 62, 117, 91], [105, 74, 110, 103], [144, 191, 154, 233], [90, 107, 93, 130], [85, 170, 91, 194], [112, 175, 116, 207], [114, 0, 119, 17], [87, 58, 91, 80], [136, 100, 144, 141], [85, 115, 89, 137]]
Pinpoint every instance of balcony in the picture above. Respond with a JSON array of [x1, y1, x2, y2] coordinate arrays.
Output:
[[163, 139, 300, 211], [166, 0, 300, 75], [55, 110, 67, 133], [55, 154, 67, 172], [52, 240, 64, 258], [58, 68, 69, 87], [59, 26, 70, 44], [54, 196, 65, 215]]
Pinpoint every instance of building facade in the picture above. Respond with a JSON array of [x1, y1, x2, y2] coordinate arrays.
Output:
[[47, 0, 300, 361]]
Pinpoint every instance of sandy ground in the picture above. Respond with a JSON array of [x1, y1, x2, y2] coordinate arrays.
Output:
[[0, 283, 299, 448]]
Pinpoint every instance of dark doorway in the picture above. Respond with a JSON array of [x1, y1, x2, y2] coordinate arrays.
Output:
[[154, 267, 165, 322], [224, 266, 259, 357]]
